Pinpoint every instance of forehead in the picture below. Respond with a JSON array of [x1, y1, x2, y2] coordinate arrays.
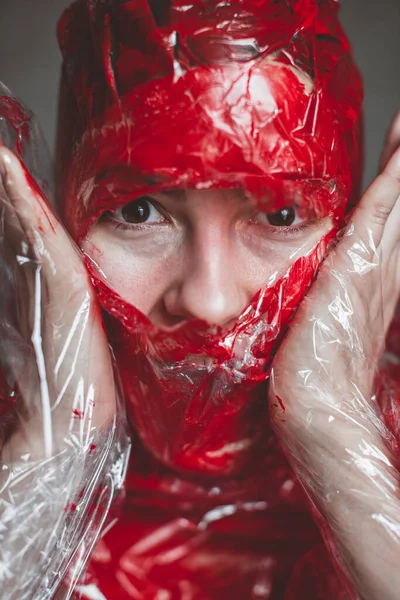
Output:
[[81, 59, 348, 188]]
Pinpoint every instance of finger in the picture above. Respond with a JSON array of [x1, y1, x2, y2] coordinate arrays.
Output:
[[0, 147, 58, 240], [0, 148, 90, 300], [380, 110, 400, 171], [347, 146, 400, 251]]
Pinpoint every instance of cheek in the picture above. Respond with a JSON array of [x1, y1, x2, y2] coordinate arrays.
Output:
[[237, 220, 332, 291], [82, 231, 183, 316], [236, 248, 284, 292], [82, 218, 333, 318]]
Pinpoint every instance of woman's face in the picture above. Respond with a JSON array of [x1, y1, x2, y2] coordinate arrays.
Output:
[[82, 188, 332, 329]]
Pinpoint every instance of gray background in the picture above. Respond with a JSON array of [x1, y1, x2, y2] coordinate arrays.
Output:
[[0, 0, 399, 188]]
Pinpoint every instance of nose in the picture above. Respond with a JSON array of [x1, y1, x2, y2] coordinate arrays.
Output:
[[163, 235, 250, 329]]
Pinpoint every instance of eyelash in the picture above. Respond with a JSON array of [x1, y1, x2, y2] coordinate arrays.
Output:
[[103, 199, 317, 237], [113, 220, 157, 232], [254, 220, 317, 237], [103, 200, 169, 230]]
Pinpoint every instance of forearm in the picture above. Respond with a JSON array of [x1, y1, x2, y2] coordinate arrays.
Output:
[[0, 419, 129, 600], [281, 398, 400, 600]]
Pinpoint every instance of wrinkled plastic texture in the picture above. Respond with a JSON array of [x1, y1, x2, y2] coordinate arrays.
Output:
[[0, 83, 131, 600]]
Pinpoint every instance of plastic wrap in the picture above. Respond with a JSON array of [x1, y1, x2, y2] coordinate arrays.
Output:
[[0, 84, 131, 600], [1, 0, 400, 598]]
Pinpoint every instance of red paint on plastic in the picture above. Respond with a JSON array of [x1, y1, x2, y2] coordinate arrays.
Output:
[[0, 96, 31, 155], [73, 408, 84, 419], [276, 395, 286, 413]]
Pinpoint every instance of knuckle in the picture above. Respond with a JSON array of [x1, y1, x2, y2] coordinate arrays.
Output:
[[371, 202, 392, 227]]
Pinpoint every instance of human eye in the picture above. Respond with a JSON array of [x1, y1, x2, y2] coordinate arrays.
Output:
[[105, 196, 169, 228], [251, 206, 317, 236]]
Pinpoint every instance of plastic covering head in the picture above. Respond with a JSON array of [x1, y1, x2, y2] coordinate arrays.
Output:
[[57, 0, 364, 476]]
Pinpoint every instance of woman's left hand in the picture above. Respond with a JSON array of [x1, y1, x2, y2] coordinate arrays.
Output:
[[270, 116, 400, 599], [0, 147, 128, 599]]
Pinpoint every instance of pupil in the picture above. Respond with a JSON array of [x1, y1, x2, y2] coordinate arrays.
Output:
[[122, 199, 151, 224], [267, 207, 295, 227]]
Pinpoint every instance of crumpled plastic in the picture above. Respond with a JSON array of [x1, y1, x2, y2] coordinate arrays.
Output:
[[0, 82, 131, 600], [1, 0, 399, 599]]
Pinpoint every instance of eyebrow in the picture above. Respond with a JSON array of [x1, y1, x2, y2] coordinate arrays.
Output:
[[95, 166, 251, 203], [158, 188, 250, 202], [159, 189, 187, 201], [94, 166, 174, 188]]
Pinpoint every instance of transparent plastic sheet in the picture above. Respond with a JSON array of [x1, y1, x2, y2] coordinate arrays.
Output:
[[0, 85, 131, 599]]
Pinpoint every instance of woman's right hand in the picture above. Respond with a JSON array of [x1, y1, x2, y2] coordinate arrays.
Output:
[[0, 148, 128, 599]]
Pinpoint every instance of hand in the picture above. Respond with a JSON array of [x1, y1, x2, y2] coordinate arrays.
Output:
[[0, 149, 127, 599], [269, 115, 400, 600]]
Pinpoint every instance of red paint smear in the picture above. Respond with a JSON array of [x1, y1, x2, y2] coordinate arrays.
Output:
[[0, 95, 31, 155], [276, 395, 286, 413]]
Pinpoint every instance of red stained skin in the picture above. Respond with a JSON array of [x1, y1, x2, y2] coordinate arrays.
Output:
[[0, 96, 31, 155], [54, 1, 370, 598]]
